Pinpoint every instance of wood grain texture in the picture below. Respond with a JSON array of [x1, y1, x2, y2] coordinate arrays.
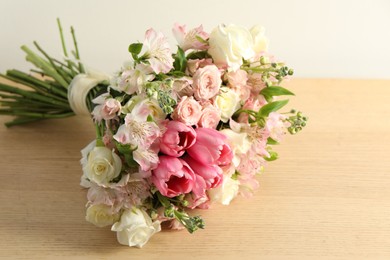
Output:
[[1, 79, 389, 259]]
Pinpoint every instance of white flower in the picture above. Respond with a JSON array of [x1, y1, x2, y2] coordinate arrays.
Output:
[[250, 25, 269, 55], [208, 24, 255, 71], [111, 208, 161, 248], [214, 87, 241, 123], [209, 166, 239, 205], [122, 97, 166, 122], [220, 129, 251, 167], [85, 204, 120, 228], [83, 146, 122, 185], [143, 28, 174, 74], [80, 140, 96, 188], [114, 64, 155, 95]]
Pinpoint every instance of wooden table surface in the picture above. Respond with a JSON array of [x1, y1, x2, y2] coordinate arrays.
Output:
[[1, 78, 389, 259]]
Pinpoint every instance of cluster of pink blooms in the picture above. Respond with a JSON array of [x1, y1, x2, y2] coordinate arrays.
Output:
[[81, 23, 298, 248]]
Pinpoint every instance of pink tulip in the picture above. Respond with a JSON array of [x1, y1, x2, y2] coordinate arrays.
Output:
[[183, 155, 223, 189], [160, 121, 197, 157], [152, 156, 195, 198], [187, 127, 233, 166]]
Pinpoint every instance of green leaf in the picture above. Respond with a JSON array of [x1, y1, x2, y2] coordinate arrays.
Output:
[[264, 151, 278, 161], [258, 100, 289, 117], [267, 137, 279, 145], [186, 50, 209, 60], [260, 86, 295, 97], [116, 141, 137, 154], [128, 43, 143, 55], [173, 46, 187, 72]]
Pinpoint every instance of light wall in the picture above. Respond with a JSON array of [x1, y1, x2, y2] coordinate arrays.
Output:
[[1, 0, 389, 79]]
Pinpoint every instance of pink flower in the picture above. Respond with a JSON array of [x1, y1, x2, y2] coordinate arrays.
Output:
[[152, 156, 195, 198], [143, 28, 174, 74], [226, 70, 251, 100], [171, 96, 202, 126], [197, 103, 221, 129], [172, 23, 209, 51], [187, 127, 233, 166], [91, 94, 121, 122], [172, 78, 194, 98], [266, 112, 291, 142], [193, 65, 222, 101], [183, 155, 223, 189], [160, 121, 197, 157], [186, 58, 213, 76]]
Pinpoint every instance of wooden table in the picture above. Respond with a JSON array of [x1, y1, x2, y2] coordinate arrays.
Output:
[[1, 79, 389, 259]]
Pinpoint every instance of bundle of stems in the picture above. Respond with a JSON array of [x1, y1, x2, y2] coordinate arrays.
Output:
[[0, 19, 104, 127]]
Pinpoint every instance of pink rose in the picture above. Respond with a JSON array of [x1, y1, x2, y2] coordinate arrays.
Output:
[[226, 69, 251, 100], [193, 65, 222, 101], [183, 155, 223, 189], [187, 127, 233, 166], [197, 103, 221, 129], [171, 96, 202, 126], [152, 156, 195, 198], [186, 58, 213, 76], [160, 121, 197, 157]]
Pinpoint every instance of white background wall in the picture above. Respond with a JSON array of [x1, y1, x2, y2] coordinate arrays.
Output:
[[0, 0, 389, 79]]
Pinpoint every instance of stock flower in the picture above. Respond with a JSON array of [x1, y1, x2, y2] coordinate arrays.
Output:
[[112, 208, 161, 248], [220, 128, 251, 167], [152, 156, 195, 198], [226, 69, 251, 100], [186, 58, 213, 76], [143, 28, 174, 74], [193, 65, 222, 101], [208, 24, 255, 71], [197, 103, 221, 129], [187, 127, 233, 166], [172, 23, 209, 51], [171, 96, 202, 126], [86, 204, 121, 228], [160, 121, 197, 157], [83, 146, 122, 185], [214, 86, 241, 123], [266, 112, 291, 142]]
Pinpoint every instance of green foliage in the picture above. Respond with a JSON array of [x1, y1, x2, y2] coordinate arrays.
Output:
[[257, 100, 289, 117], [128, 43, 143, 60], [173, 46, 187, 72]]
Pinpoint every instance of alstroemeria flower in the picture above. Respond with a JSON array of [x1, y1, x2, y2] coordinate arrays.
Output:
[[142, 28, 174, 74], [172, 23, 209, 51]]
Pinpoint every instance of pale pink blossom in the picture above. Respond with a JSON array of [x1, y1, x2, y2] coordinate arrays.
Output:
[[171, 96, 202, 126], [91, 94, 121, 122], [133, 148, 159, 171], [152, 156, 195, 198], [197, 103, 221, 129], [187, 127, 233, 166], [226, 70, 251, 100], [193, 65, 222, 101], [143, 28, 174, 74], [186, 58, 213, 76], [266, 112, 291, 142], [160, 121, 196, 157], [172, 77, 194, 98], [113, 102, 161, 149], [237, 95, 267, 123], [247, 73, 267, 96], [172, 23, 209, 51], [116, 64, 155, 95]]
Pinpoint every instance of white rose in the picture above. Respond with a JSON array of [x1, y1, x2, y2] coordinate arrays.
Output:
[[83, 146, 122, 185], [215, 87, 241, 123], [209, 172, 239, 205], [111, 208, 161, 248], [208, 24, 255, 71], [85, 204, 120, 228], [250, 25, 269, 54], [220, 129, 251, 167], [80, 140, 96, 188]]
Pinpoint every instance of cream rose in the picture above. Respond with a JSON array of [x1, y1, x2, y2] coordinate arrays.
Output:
[[80, 140, 96, 188], [208, 24, 255, 71], [83, 146, 122, 185], [85, 204, 120, 228], [220, 129, 251, 167], [215, 87, 241, 123], [209, 166, 239, 205], [250, 25, 269, 55], [111, 208, 161, 248], [193, 65, 222, 100]]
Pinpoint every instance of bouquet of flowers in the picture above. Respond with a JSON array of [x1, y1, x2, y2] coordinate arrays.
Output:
[[0, 21, 307, 248]]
